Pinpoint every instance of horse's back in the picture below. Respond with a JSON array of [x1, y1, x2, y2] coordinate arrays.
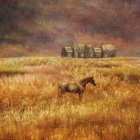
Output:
[[67, 83, 84, 93], [58, 82, 68, 88], [68, 83, 79, 90]]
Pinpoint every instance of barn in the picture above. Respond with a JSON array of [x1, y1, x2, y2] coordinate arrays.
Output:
[[101, 44, 116, 58], [61, 46, 73, 57], [72, 44, 79, 58], [94, 47, 103, 58], [85, 45, 95, 58], [78, 44, 85, 58]]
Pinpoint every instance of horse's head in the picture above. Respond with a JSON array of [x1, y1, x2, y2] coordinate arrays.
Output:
[[79, 76, 96, 87], [89, 76, 96, 86]]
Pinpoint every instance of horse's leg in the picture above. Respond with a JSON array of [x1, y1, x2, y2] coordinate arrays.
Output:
[[58, 85, 62, 98], [79, 87, 85, 101], [79, 92, 83, 101], [58, 86, 65, 98]]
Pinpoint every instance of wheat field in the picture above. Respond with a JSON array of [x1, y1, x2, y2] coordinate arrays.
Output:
[[0, 57, 140, 140]]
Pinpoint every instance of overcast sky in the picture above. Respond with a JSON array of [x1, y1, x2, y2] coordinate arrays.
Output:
[[0, 0, 140, 56]]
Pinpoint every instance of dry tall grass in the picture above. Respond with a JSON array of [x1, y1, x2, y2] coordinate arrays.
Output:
[[0, 57, 140, 140]]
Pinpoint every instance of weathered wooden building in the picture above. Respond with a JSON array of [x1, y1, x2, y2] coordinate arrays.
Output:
[[94, 47, 103, 58], [61, 46, 73, 57], [72, 44, 79, 58], [78, 44, 85, 58], [101, 44, 116, 58], [61, 43, 116, 58], [85, 45, 95, 58]]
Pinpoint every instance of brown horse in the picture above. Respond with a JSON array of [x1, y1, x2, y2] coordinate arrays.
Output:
[[58, 76, 96, 100]]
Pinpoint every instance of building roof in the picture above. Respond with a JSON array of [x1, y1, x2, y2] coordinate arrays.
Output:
[[78, 44, 85, 48], [85, 45, 92, 47], [101, 44, 116, 50], [94, 47, 102, 52], [64, 47, 73, 52]]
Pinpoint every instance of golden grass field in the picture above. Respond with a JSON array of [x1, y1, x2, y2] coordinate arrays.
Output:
[[0, 57, 140, 140]]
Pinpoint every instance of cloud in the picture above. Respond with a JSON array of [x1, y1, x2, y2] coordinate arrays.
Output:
[[0, 0, 140, 56]]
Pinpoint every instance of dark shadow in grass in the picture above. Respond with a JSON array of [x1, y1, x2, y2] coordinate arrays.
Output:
[[93, 63, 122, 68], [0, 71, 25, 77]]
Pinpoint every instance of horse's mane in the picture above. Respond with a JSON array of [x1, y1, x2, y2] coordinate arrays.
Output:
[[79, 76, 92, 84]]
